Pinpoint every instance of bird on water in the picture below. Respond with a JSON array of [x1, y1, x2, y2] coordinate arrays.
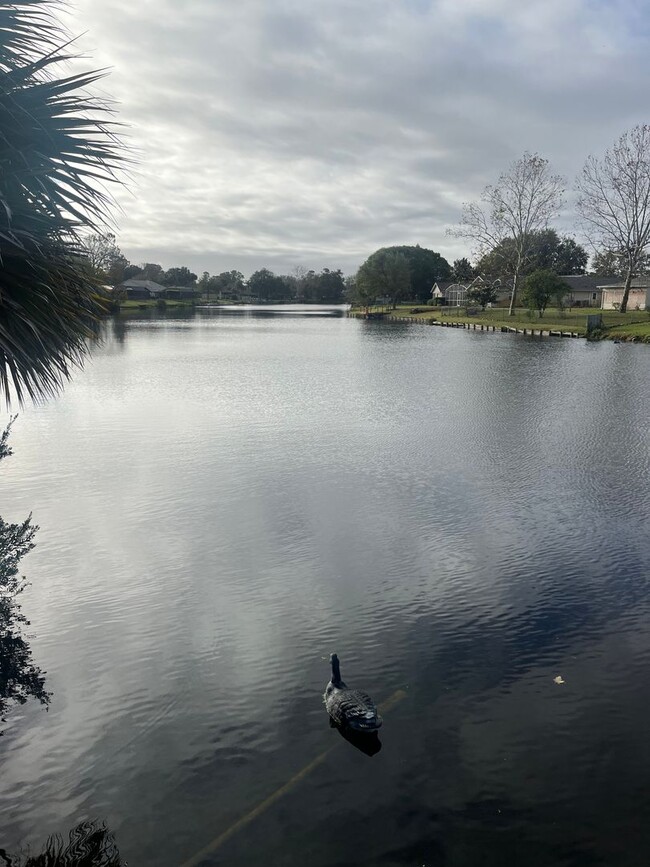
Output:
[[324, 653, 382, 731]]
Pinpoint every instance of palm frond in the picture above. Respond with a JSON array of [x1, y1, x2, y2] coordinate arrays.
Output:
[[0, 0, 127, 405]]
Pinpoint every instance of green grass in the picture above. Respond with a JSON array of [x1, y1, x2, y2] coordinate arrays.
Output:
[[606, 320, 650, 341], [117, 299, 196, 310], [352, 304, 650, 340]]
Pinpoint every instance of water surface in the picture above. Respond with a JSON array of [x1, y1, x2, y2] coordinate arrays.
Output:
[[1, 311, 649, 866]]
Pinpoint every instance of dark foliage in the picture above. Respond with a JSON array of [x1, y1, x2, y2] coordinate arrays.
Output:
[[0, 0, 125, 404], [0, 419, 50, 728], [379, 245, 451, 302]]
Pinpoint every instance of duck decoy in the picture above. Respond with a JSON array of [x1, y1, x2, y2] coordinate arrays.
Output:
[[324, 653, 382, 732]]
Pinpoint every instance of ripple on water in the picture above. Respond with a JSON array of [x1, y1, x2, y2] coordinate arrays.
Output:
[[1, 320, 650, 866]]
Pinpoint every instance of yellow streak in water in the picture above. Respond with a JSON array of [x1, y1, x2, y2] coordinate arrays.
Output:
[[178, 688, 408, 867]]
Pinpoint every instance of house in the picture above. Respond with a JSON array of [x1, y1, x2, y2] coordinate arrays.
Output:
[[599, 278, 650, 310], [559, 274, 618, 308], [162, 286, 201, 300], [431, 276, 508, 307], [431, 280, 461, 306], [431, 280, 479, 306], [119, 279, 166, 299]]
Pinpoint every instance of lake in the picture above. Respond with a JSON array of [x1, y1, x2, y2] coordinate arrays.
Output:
[[1, 308, 650, 866]]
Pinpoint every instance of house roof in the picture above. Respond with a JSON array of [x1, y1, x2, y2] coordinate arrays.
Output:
[[558, 274, 613, 292], [120, 279, 165, 291], [598, 277, 650, 289], [432, 282, 468, 297]]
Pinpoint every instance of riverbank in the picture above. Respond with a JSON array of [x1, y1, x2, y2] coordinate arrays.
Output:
[[349, 305, 650, 342], [116, 299, 197, 311]]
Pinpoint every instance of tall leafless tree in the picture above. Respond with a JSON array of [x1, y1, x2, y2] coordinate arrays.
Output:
[[576, 125, 650, 313], [450, 153, 565, 314]]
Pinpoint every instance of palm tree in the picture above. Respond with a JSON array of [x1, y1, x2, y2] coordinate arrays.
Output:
[[0, 0, 125, 404]]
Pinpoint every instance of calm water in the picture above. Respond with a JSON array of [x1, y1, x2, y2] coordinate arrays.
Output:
[[1, 309, 650, 867]]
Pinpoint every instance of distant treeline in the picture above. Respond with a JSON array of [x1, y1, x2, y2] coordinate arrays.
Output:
[[82, 235, 349, 303]]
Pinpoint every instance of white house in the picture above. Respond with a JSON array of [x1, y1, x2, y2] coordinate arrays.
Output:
[[599, 278, 650, 310], [431, 275, 508, 307]]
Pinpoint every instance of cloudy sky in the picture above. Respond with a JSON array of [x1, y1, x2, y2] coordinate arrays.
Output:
[[71, 0, 649, 277]]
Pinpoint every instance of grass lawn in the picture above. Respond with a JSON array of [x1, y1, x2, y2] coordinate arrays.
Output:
[[607, 320, 650, 341], [353, 304, 650, 341], [117, 299, 196, 310]]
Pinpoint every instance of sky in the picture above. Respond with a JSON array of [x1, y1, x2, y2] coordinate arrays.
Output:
[[70, 0, 650, 278]]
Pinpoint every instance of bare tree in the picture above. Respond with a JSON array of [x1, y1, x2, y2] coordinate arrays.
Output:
[[576, 125, 650, 313], [82, 232, 123, 278], [450, 153, 565, 315]]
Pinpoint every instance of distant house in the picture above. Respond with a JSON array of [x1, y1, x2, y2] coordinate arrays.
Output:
[[431, 280, 471, 306], [599, 277, 650, 310], [559, 274, 618, 308], [162, 286, 200, 300], [119, 279, 166, 299], [431, 276, 507, 307]]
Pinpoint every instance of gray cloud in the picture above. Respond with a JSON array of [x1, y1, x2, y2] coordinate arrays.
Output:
[[72, 0, 650, 275]]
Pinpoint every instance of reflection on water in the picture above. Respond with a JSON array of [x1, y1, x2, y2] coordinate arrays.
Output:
[[0, 605, 50, 733], [0, 422, 50, 732], [1, 312, 649, 866], [333, 723, 382, 757], [195, 304, 350, 316], [0, 820, 122, 867]]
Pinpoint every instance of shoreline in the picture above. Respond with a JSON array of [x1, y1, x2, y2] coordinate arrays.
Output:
[[348, 308, 650, 343]]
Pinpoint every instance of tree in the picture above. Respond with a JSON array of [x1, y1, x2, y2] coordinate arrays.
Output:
[[217, 270, 246, 297], [520, 270, 569, 318], [139, 263, 166, 283], [82, 233, 123, 279], [591, 249, 650, 278], [356, 249, 411, 308], [591, 250, 624, 277], [248, 268, 287, 301], [577, 125, 650, 313], [197, 271, 228, 301], [466, 280, 499, 310], [106, 254, 133, 286], [370, 245, 450, 302], [0, 420, 50, 727], [343, 274, 358, 305], [298, 268, 346, 304], [451, 257, 476, 282], [350, 274, 376, 314], [477, 230, 587, 278], [316, 269, 346, 304], [197, 271, 211, 296], [162, 266, 197, 287], [451, 153, 565, 315], [547, 234, 588, 275], [123, 264, 142, 281], [0, 1, 125, 403]]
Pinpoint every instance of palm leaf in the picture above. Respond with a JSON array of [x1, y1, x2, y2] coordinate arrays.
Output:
[[0, 0, 127, 405]]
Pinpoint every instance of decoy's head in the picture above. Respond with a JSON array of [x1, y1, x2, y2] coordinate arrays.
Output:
[[330, 653, 341, 683]]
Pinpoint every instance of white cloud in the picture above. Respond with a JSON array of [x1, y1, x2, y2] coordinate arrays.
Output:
[[69, 0, 650, 275]]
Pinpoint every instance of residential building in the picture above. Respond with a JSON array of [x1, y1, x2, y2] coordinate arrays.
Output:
[[118, 279, 166, 299], [559, 274, 618, 308], [599, 278, 650, 310]]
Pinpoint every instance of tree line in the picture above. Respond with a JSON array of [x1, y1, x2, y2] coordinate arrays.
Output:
[[89, 125, 650, 317], [86, 234, 349, 304], [352, 128, 650, 315], [3, 0, 650, 404]]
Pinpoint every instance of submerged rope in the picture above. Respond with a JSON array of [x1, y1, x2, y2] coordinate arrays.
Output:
[[179, 688, 408, 867]]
